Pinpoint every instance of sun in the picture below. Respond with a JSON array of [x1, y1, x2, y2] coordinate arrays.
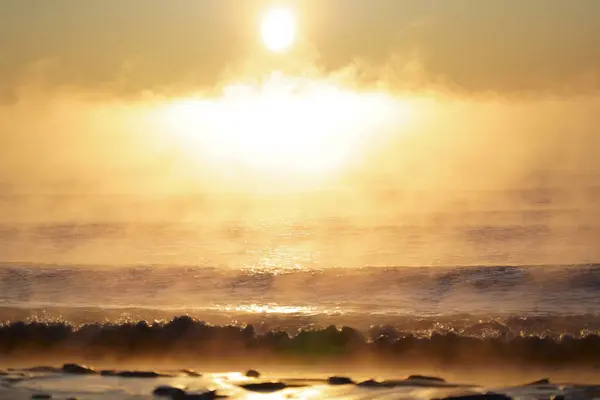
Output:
[[260, 8, 296, 52]]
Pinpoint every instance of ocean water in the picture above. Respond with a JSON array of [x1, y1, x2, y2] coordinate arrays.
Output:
[[1, 195, 600, 369], [3, 263, 600, 327], [1, 196, 600, 397], [4, 367, 600, 400]]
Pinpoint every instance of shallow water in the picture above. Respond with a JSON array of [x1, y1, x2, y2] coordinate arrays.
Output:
[[2, 366, 600, 400], [2, 198, 600, 389]]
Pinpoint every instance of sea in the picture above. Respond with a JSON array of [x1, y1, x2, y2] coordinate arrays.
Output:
[[1, 190, 600, 398]]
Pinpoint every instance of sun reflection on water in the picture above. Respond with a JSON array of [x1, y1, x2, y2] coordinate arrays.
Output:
[[244, 387, 325, 400], [219, 303, 317, 315]]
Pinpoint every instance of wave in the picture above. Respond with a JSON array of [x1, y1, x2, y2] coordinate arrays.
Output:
[[3, 316, 600, 366], [3, 264, 600, 317]]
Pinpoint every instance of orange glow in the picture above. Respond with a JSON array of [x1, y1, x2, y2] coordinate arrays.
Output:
[[159, 74, 413, 186]]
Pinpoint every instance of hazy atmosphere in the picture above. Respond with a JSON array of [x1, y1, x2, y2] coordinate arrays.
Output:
[[2, 0, 600, 266], [1, 1, 600, 398]]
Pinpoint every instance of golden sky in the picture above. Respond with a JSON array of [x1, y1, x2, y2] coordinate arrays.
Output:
[[1, 0, 599, 206], [1, 0, 600, 98], [1, 0, 600, 272]]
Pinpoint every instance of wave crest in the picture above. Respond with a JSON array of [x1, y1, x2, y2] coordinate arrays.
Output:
[[3, 316, 600, 366]]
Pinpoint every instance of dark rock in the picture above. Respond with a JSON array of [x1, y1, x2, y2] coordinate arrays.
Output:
[[180, 369, 202, 377], [182, 390, 222, 399], [407, 375, 446, 382], [114, 370, 163, 378], [153, 385, 187, 397], [358, 379, 380, 387], [240, 382, 288, 393], [31, 395, 52, 399], [328, 376, 355, 385], [62, 364, 96, 375], [357, 380, 409, 388], [245, 369, 261, 378], [358, 377, 450, 389], [100, 369, 168, 378], [552, 396, 565, 400], [100, 370, 116, 376], [153, 386, 223, 399], [526, 378, 550, 385]]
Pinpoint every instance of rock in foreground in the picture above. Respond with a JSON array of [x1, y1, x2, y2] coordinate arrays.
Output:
[[245, 369, 261, 378], [101, 370, 167, 378], [328, 376, 355, 385], [240, 382, 288, 393], [407, 375, 446, 382], [433, 393, 512, 400], [62, 364, 96, 375], [153, 385, 186, 397], [525, 378, 550, 385], [152, 386, 221, 399]]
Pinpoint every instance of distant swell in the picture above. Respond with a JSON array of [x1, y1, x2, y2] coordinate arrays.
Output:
[[3, 316, 600, 366], [4, 264, 600, 317]]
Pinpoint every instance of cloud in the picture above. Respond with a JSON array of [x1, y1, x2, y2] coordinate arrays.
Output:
[[2, 0, 600, 101]]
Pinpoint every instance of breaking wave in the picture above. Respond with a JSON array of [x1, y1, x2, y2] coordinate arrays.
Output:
[[3, 315, 600, 366], [3, 263, 600, 366]]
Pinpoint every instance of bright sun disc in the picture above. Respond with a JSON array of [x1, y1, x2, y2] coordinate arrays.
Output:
[[260, 8, 296, 52]]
